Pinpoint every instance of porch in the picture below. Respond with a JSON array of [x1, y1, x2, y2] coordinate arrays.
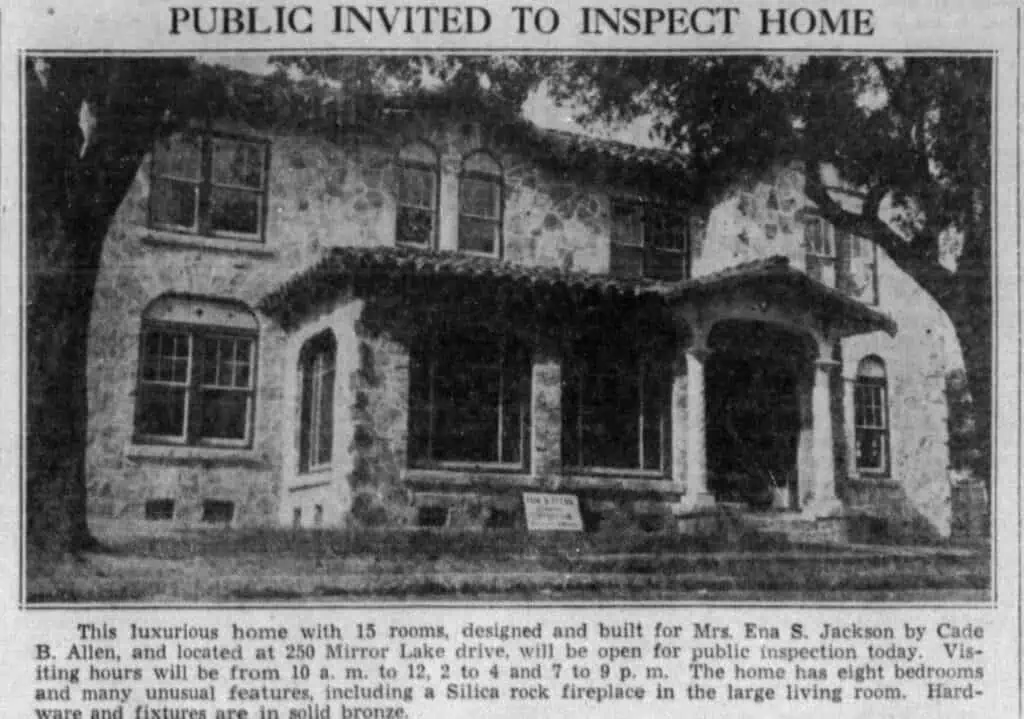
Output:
[[259, 247, 896, 530]]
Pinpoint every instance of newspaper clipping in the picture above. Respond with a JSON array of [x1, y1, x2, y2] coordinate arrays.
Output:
[[2, 0, 1020, 717]]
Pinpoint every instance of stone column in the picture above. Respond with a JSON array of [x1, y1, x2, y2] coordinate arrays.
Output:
[[806, 357, 843, 516], [679, 345, 716, 511], [530, 341, 562, 485], [670, 349, 688, 496]]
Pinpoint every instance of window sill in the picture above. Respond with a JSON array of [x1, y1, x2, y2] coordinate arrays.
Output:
[[141, 230, 278, 258], [403, 468, 677, 496], [403, 468, 536, 491], [847, 474, 897, 486], [125, 443, 265, 466]]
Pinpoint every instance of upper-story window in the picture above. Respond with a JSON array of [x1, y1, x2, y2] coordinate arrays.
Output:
[[804, 216, 880, 304], [803, 216, 836, 285], [396, 142, 439, 248], [610, 201, 691, 281], [458, 151, 503, 257], [839, 233, 880, 305], [135, 295, 258, 447], [150, 132, 270, 242]]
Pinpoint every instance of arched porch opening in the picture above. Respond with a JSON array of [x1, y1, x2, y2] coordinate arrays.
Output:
[[705, 319, 817, 510]]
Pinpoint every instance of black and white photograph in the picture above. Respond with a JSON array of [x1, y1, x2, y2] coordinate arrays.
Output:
[[23, 51, 993, 603]]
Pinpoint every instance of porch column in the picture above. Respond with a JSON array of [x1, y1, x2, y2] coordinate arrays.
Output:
[[806, 357, 843, 516], [530, 340, 562, 485], [679, 345, 716, 511]]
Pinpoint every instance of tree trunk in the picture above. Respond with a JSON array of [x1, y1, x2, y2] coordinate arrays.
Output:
[[24, 58, 191, 556]]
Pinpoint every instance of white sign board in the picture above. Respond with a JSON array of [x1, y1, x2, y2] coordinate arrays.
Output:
[[522, 492, 584, 532]]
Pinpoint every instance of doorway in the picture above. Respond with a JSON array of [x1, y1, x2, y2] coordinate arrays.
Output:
[[705, 321, 811, 510]]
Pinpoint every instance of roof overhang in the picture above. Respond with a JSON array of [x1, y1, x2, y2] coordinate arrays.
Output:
[[259, 248, 896, 339]]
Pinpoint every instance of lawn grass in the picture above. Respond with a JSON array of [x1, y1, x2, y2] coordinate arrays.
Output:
[[24, 519, 990, 603]]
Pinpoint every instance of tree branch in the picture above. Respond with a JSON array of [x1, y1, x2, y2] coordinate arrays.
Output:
[[803, 160, 953, 299]]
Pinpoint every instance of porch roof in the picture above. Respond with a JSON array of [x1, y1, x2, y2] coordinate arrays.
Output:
[[258, 247, 896, 337]]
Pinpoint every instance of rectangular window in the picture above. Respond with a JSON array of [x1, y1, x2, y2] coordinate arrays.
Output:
[[854, 380, 888, 473], [838, 232, 880, 305], [299, 334, 336, 473], [458, 175, 502, 255], [136, 326, 256, 446], [150, 132, 269, 242], [397, 164, 436, 246], [563, 337, 669, 473], [804, 216, 836, 285], [409, 327, 530, 469], [610, 201, 690, 281]]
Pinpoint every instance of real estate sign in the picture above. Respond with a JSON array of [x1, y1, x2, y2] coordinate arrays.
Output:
[[522, 492, 584, 532]]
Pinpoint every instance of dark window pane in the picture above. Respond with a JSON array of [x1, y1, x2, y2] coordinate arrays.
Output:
[[458, 217, 498, 254], [397, 206, 434, 246], [210, 187, 261, 236], [460, 177, 499, 218], [642, 365, 666, 471], [579, 365, 641, 469], [399, 166, 435, 209], [198, 389, 248, 440], [857, 429, 885, 469], [317, 368, 335, 466], [648, 210, 688, 251], [137, 385, 187, 437], [407, 349, 432, 462], [212, 139, 264, 189], [154, 135, 202, 179], [151, 178, 198, 229], [609, 243, 645, 279], [298, 359, 314, 470], [611, 202, 643, 246], [646, 248, 685, 281]]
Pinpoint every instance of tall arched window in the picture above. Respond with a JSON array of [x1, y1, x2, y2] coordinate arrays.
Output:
[[854, 356, 889, 475], [135, 295, 258, 446], [298, 331, 336, 473], [396, 142, 439, 247], [458, 151, 503, 256]]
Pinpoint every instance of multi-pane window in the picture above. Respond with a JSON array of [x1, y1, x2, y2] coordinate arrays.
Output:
[[298, 331, 336, 473], [458, 152, 503, 256], [396, 142, 438, 247], [610, 201, 691, 281], [839, 232, 880, 305], [150, 132, 269, 241], [135, 296, 258, 446], [854, 356, 889, 474], [562, 335, 670, 473], [804, 216, 836, 285], [409, 326, 530, 468]]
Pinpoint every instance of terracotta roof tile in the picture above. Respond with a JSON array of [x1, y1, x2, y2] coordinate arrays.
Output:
[[259, 246, 895, 337]]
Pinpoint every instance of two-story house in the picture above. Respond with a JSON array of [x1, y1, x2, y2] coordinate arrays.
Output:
[[85, 83, 965, 541]]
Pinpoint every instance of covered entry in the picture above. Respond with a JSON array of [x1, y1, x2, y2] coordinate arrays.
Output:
[[705, 320, 815, 509]]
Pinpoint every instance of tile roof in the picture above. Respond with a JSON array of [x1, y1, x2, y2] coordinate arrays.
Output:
[[259, 246, 896, 337]]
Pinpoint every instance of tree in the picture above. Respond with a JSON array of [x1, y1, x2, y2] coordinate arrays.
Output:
[[25, 57, 192, 555], [536, 55, 992, 484]]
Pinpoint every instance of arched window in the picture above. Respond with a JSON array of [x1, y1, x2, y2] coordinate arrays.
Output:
[[458, 151, 503, 256], [135, 295, 258, 446], [298, 331, 336, 473], [854, 356, 889, 475], [396, 142, 439, 247]]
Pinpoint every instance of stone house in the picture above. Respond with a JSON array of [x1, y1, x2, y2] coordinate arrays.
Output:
[[85, 88, 967, 540]]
